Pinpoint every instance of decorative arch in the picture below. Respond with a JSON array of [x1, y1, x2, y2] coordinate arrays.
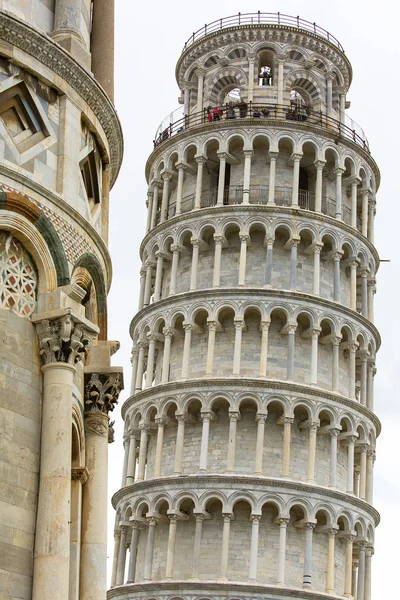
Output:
[[73, 253, 107, 340], [285, 69, 323, 103]]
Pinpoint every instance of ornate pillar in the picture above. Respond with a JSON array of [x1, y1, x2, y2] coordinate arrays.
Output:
[[259, 320, 270, 377], [191, 514, 205, 579], [312, 243, 323, 295], [345, 436, 357, 494], [361, 189, 369, 237], [199, 412, 212, 472], [367, 359, 375, 411], [126, 433, 137, 484], [190, 237, 201, 290], [277, 518, 289, 584], [286, 323, 297, 380], [326, 74, 334, 117], [165, 514, 179, 579], [357, 541, 366, 600], [238, 234, 249, 286], [121, 435, 130, 486], [291, 153, 302, 207], [247, 54, 256, 101], [136, 424, 149, 482], [143, 517, 157, 581], [344, 535, 355, 597], [310, 328, 320, 385], [288, 239, 299, 290], [110, 531, 121, 587], [360, 269, 369, 317], [349, 260, 358, 310], [146, 189, 153, 233], [334, 167, 345, 219], [175, 164, 186, 215], [127, 522, 141, 583], [332, 251, 343, 303], [314, 160, 326, 212], [359, 351, 368, 406], [329, 429, 340, 488], [138, 266, 147, 311], [365, 546, 373, 600], [181, 323, 194, 379], [326, 529, 337, 594], [242, 150, 253, 204], [150, 182, 161, 229], [213, 235, 224, 286], [206, 321, 217, 375], [161, 327, 173, 384], [248, 515, 261, 582], [217, 152, 228, 206], [153, 251, 166, 302], [265, 237, 274, 286], [197, 68, 205, 112], [218, 514, 232, 581], [70, 467, 89, 600], [32, 313, 97, 600], [332, 335, 341, 391], [145, 333, 157, 388], [80, 369, 123, 598], [194, 156, 206, 209], [153, 418, 166, 478], [130, 347, 139, 396], [233, 319, 244, 375], [350, 177, 361, 228], [348, 342, 358, 398], [366, 450, 375, 504], [268, 152, 278, 205], [307, 422, 319, 484], [174, 415, 186, 475], [169, 244, 182, 296], [368, 199, 375, 243], [358, 443, 368, 500], [226, 412, 239, 473], [367, 279, 375, 323], [254, 414, 267, 475], [282, 417, 293, 477], [160, 171, 173, 223], [135, 342, 145, 392], [143, 261, 155, 306], [115, 524, 128, 585], [303, 523, 316, 588], [276, 56, 285, 105]]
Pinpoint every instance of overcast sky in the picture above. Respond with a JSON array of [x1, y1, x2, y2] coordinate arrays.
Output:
[[107, 1, 400, 595]]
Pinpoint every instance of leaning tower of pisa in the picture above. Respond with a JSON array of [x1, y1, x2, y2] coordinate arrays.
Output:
[[110, 13, 379, 600]]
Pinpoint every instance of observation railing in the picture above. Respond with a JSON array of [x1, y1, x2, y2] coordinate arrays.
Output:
[[181, 12, 344, 53], [153, 103, 370, 154], [156, 186, 359, 230]]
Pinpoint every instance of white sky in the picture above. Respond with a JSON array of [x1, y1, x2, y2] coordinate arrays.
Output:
[[107, 1, 400, 595]]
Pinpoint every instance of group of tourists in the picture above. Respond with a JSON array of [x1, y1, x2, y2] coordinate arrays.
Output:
[[206, 102, 271, 122]]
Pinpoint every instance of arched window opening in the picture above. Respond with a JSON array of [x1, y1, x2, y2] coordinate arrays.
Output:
[[258, 50, 274, 86], [287, 90, 310, 122], [222, 87, 241, 104], [0, 231, 37, 317]]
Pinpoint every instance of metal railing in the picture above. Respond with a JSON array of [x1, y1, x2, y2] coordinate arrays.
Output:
[[182, 12, 344, 53], [157, 186, 360, 230], [153, 103, 370, 154]]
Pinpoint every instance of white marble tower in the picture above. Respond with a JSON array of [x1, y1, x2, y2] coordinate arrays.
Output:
[[110, 13, 379, 600]]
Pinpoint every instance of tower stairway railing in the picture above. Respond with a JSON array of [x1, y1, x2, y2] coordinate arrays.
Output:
[[181, 12, 345, 53], [153, 103, 369, 154]]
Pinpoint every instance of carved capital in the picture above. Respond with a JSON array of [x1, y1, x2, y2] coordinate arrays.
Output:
[[71, 466, 90, 484], [34, 311, 98, 365], [250, 514, 261, 523], [170, 244, 183, 254], [84, 369, 123, 415], [163, 327, 174, 339]]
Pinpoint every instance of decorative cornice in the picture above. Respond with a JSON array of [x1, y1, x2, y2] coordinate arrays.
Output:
[[0, 10, 123, 186], [129, 287, 381, 350], [111, 474, 380, 525], [139, 203, 380, 271], [121, 376, 381, 436]]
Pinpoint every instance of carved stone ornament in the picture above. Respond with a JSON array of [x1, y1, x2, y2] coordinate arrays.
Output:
[[35, 315, 96, 365], [84, 372, 122, 414], [71, 466, 90, 484]]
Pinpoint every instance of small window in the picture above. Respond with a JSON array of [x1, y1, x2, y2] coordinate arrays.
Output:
[[80, 149, 100, 209], [0, 84, 45, 153]]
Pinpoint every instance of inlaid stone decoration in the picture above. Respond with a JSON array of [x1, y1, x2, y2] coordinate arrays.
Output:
[[0, 230, 37, 317]]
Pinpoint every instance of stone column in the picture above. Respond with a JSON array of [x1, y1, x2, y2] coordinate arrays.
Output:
[[247, 54, 255, 101], [277, 57, 285, 105], [126, 433, 137, 484], [91, 0, 115, 99], [282, 417, 293, 477], [334, 167, 345, 219], [161, 327, 173, 384], [310, 328, 320, 385], [303, 523, 315, 588], [233, 319, 244, 375], [329, 429, 340, 488], [348, 342, 358, 398], [368, 200, 375, 243], [53, 0, 81, 39], [268, 153, 278, 205], [199, 412, 212, 472], [344, 535, 355, 598], [145, 334, 157, 388], [365, 546, 373, 600], [143, 518, 157, 581], [254, 414, 267, 475], [143, 261, 154, 306], [80, 369, 123, 598], [248, 515, 261, 582], [352, 562, 359, 598], [153, 418, 166, 478], [160, 171, 172, 223], [115, 525, 128, 585], [183, 83, 190, 115], [70, 467, 88, 600], [194, 156, 206, 209], [121, 435, 130, 486], [346, 436, 357, 494], [366, 359, 375, 411], [150, 182, 161, 229], [135, 343, 145, 392], [130, 348, 139, 396], [174, 415, 186, 475], [110, 531, 121, 587], [307, 423, 319, 484], [277, 518, 289, 584], [359, 443, 368, 500], [127, 522, 141, 583], [153, 251, 165, 302], [32, 313, 97, 600], [181, 323, 194, 379], [197, 68, 205, 112], [259, 320, 270, 377], [175, 164, 186, 215], [361, 190, 369, 237], [332, 336, 341, 391], [326, 529, 337, 594], [339, 89, 346, 123], [146, 190, 153, 233], [213, 235, 224, 286], [265, 237, 274, 286], [314, 160, 325, 212], [357, 541, 366, 600], [138, 268, 146, 311], [191, 514, 205, 579], [226, 412, 239, 473], [169, 245, 182, 296], [366, 450, 375, 504], [360, 269, 369, 317], [367, 279, 375, 323], [217, 152, 228, 205], [286, 324, 297, 380], [190, 238, 201, 290], [242, 150, 253, 204], [219, 514, 232, 581], [350, 178, 360, 228], [332, 252, 343, 302], [136, 424, 149, 482], [359, 351, 368, 406], [349, 261, 358, 310], [206, 321, 217, 375], [312, 243, 323, 295], [326, 74, 334, 117], [291, 154, 302, 207], [165, 515, 179, 579], [289, 240, 299, 290], [238, 234, 249, 286]]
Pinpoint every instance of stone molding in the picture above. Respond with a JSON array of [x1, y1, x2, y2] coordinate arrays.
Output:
[[129, 287, 381, 350], [121, 377, 381, 435], [71, 466, 90, 484], [0, 10, 123, 186], [33, 308, 99, 365], [139, 204, 379, 268], [111, 474, 380, 525], [84, 368, 124, 414]]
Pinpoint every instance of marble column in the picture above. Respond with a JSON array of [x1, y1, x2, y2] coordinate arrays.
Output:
[[153, 418, 166, 478], [197, 69, 205, 112], [153, 251, 166, 302], [135, 343, 145, 392], [213, 235, 224, 286], [277, 57, 285, 105], [174, 415, 186, 475], [138, 268, 146, 310], [248, 515, 261, 582], [146, 190, 153, 233], [365, 546, 373, 600], [80, 370, 123, 599], [136, 424, 149, 482], [161, 327, 173, 384], [286, 324, 297, 380], [360, 269, 369, 317], [312, 243, 323, 295], [289, 240, 299, 290], [110, 531, 121, 587], [348, 342, 358, 398], [121, 435, 130, 486], [143, 261, 154, 306], [359, 443, 368, 500], [226, 413, 239, 473], [175, 164, 186, 215], [218, 514, 232, 581], [357, 541, 366, 600], [314, 160, 325, 212], [145, 334, 157, 388], [143, 518, 157, 581], [359, 351, 368, 406], [32, 314, 96, 600], [160, 171, 172, 223], [310, 328, 320, 385], [194, 156, 206, 209], [126, 433, 137, 485], [181, 323, 194, 379], [169, 245, 182, 296], [254, 414, 267, 475], [127, 522, 141, 583], [366, 450, 375, 504], [344, 535, 355, 598], [361, 190, 369, 237], [326, 529, 337, 594], [332, 336, 341, 392], [268, 153, 278, 205], [282, 417, 293, 477], [307, 423, 319, 484], [334, 167, 345, 219], [368, 200, 375, 243], [326, 75, 333, 117], [199, 412, 212, 472], [346, 436, 357, 494], [277, 518, 289, 584], [190, 238, 201, 290], [349, 261, 358, 310], [247, 55, 255, 101], [130, 348, 139, 396], [265, 238, 274, 286], [91, 0, 115, 99], [165, 515, 179, 579], [217, 153, 227, 205], [329, 429, 340, 488], [367, 279, 375, 323], [238, 234, 249, 286], [233, 320, 244, 375], [242, 151, 253, 204], [259, 320, 270, 377], [191, 514, 205, 579], [115, 525, 128, 585], [291, 154, 302, 207], [150, 182, 161, 229], [206, 321, 217, 375], [303, 523, 315, 588]]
